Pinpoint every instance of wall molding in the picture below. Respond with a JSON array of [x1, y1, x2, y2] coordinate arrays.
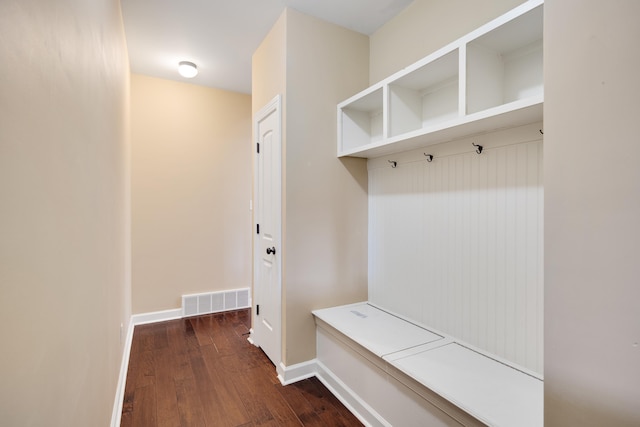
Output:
[[110, 319, 135, 427], [277, 359, 387, 426], [131, 308, 182, 326], [315, 360, 388, 427], [277, 359, 318, 386]]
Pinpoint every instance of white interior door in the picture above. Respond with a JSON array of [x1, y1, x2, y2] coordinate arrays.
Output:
[[252, 95, 282, 368]]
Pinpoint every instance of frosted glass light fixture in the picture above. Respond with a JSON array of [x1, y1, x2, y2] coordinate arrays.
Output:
[[178, 61, 198, 78]]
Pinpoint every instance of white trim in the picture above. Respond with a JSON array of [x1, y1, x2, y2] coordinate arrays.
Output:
[[247, 328, 256, 346], [276, 358, 389, 427], [131, 308, 182, 326], [110, 320, 134, 427], [277, 359, 318, 385], [315, 360, 389, 427]]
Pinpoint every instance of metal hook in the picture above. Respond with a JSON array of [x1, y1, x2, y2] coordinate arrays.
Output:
[[472, 143, 483, 154], [539, 129, 544, 135], [424, 153, 433, 162], [388, 160, 397, 168]]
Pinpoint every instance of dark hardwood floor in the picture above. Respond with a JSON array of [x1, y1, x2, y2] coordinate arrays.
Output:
[[121, 309, 362, 427]]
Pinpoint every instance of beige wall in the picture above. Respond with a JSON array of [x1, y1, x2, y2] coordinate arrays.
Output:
[[369, 0, 525, 84], [252, 12, 287, 116], [252, 9, 369, 366], [131, 74, 252, 314], [0, 0, 130, 425], [284, 9, 369, 364], [544, 1, 640, 425]]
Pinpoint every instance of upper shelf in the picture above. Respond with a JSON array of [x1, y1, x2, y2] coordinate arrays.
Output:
[[337, 0, 543, 158]]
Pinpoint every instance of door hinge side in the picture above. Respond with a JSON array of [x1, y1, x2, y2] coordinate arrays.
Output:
[[256, 304, 260, 316], [257, 224, 260, 234], [257, 142, 260, 153]]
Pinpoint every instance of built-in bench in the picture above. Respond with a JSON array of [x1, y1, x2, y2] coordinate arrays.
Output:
[[312, 302, 543, 427]]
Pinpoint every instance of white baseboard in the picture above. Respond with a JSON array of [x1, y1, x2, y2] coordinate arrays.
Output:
[[277, 359, 318, 386], [247, 328, 256, 346], [110, 319, 135, 427], [275, 358, 386, 426], [315, 360, 389, 427], [131, 308, 182, 326]]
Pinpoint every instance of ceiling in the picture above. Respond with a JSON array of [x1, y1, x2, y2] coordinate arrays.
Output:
[[121, 0, 413, 94]]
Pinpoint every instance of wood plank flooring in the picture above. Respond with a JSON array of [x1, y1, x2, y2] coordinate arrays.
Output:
[[121, 309, 362, 427]]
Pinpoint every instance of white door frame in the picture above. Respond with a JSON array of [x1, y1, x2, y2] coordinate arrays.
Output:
[[250, 94, 282, 370]]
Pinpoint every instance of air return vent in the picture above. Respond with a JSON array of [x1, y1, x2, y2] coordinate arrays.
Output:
[[182, 288, 251, 317]]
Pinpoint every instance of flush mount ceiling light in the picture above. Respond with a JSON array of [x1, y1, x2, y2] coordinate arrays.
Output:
[[178, 61, 198, 78]]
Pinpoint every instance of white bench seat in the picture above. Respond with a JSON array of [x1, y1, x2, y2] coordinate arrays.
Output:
[[312, 302, 443, 357], [313, 302, 543, 427]]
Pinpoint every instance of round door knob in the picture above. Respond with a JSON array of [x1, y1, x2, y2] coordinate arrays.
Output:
[[266, 246, 276, 255]]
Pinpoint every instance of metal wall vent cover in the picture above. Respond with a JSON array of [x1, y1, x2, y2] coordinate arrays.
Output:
[[182, 288, 251, 317]]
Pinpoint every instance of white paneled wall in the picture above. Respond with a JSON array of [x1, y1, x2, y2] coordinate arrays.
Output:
[[368, 126, 543, 373]]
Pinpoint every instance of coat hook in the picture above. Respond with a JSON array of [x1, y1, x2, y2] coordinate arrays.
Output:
[[539, 129, 544, 135], [472, 143, 483, 154], [423, 153, 433, 162], [388, 160, 397, 168]]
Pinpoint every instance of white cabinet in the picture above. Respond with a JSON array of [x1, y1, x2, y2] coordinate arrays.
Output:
[[338, 0, 543, 158]]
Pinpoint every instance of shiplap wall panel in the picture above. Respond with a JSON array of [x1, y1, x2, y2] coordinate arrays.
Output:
[[368, 138, 543, 373]]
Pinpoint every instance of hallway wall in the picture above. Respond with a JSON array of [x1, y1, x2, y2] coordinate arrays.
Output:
[[544, 1, 640, 425], [0, 0, 131, 425], [130, 74, 252, 314]]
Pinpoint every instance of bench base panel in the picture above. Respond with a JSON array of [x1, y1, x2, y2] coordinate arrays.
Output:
[[316, 325, 486, 427]]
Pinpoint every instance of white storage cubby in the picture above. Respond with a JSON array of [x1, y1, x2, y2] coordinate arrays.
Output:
[[338, 86, 384, 153], [389, 50, 459, 138], [337, 0, 543, 158], [467, 3, 543, 115]]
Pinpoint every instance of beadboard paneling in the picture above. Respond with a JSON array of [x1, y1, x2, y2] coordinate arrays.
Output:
[[368, 135, 543, 373]]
